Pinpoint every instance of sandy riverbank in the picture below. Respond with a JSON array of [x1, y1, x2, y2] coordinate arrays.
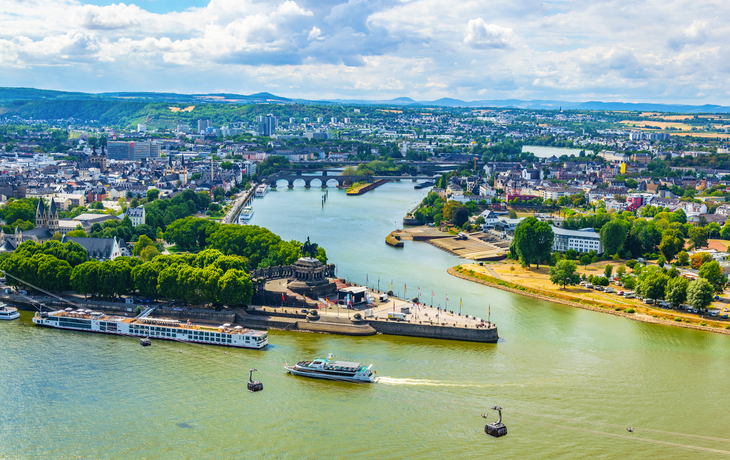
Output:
[[448, 265, 730, 337]]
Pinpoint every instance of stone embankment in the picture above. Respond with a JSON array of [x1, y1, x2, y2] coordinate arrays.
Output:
[[369, 319, 498, 343], [346, 179, 388, 195], [385, 232, 404, 248], [448, 267, 730, 337]]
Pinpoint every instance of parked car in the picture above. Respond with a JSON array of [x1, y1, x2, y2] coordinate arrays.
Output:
[[679, 304, 690, 310], [643, 298, 655, 305], [714, 296, 721, 301], [624, 293, 636, 299], [617, 291, 624, 296], [595, 286, 604, 291], [658, 301, 670, 308], [585, 283, 594, 289], [604, 287, 615, 293], [724, 308, 729, 312]]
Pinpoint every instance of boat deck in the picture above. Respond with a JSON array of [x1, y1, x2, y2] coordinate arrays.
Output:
[[50, 311, 265, 336]]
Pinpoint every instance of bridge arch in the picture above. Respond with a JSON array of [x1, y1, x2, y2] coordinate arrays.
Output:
[[325, 178, 340, 188], [291, 178, 307, 188]]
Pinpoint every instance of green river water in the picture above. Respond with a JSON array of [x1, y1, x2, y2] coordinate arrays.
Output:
[[2, 182, 730, 459]]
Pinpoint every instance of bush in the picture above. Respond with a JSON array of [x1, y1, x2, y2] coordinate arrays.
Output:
[[675, 317, 682, 322], [626, 308, 635, 313]]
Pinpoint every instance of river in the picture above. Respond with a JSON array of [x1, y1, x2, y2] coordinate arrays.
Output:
[[2, 183, 730, 459], [522, 145, 587, 158]]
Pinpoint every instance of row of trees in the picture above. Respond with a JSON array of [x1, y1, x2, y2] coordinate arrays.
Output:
[[0, 241, 255, 307], [163, 217, 327, 269], [70, 250, 254, 306]]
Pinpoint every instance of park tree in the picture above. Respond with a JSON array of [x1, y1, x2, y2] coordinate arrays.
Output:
[[721, 222, 730, 241], [616, 265, 626, 278], [549, 260, 580, 289], [604, 264, 613, 278], [623, 276, 637, 290], [665, 276, 689, 306], [65, 229, 87, 238], [140, 246, 161, 262], [698, 260, 726, 292], [690, 252, 713, 270], [71, 261, 101, 297], [688, 226, 708, 250], [658, 229, 685, 262], [133, 235, 156, 257], [453, 207, 470, 227], [512, 217, 554, 268], [580, 254, 591, 268], [637, 270, 669, 300], [599, 219, 629, 257], [132, 262, 165, 298], [218, 269, 254, 307], [687, 278, 714, 310], [677, 251, 689, 266], [508, 209, 518, 219], [146, 189, 160, 202]]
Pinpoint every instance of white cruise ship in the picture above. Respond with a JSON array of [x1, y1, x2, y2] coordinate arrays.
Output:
[[255, 184, 268, 197], [0, 304, 20, 320], [33, 309, 268, 349], [239, 206, 254, 221]]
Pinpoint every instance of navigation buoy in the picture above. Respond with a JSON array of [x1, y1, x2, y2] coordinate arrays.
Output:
[[482, 406, 507, 437], [248, 368, 263, 392], [140, 338, 151, 347]]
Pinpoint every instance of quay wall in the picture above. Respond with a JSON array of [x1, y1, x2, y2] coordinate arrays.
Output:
[[154, 308, 235, 324], [368, 319, 498, 343], [347, 179, 388, 196]]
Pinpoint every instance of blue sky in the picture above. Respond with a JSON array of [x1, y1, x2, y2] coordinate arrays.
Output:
[[0, 0, 726, 104]]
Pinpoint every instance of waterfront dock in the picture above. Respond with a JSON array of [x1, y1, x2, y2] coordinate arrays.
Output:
[[394, 226, 509, 260], [2, 284, 497, 344]]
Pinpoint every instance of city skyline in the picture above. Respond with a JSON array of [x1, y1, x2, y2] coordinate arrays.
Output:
[[0, 0, 726, 105]]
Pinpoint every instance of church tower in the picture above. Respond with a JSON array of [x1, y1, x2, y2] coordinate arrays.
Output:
[[35, 199, 47, 229], [48, 198, 59, 232], [100, 146, 107, 172]]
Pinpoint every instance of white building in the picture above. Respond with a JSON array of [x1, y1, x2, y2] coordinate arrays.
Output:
[[125, 207, 146, 227], [137, 124, 146, 134], [478, 210, 500, 228], [551, 226, 603, 254]]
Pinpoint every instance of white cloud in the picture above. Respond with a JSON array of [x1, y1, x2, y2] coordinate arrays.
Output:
[[463, 18, 516, 50], [308, 26, 322, 41], [0, 0, 729, 103]]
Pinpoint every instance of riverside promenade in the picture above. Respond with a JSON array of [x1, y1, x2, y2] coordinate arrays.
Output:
[[250, 290, 499, 343], [2, 284, 498, 344]]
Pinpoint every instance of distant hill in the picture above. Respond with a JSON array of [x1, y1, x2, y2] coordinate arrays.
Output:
[[0, 88, 292, 104], [329, 96, 730, 113], [0, 88, 730, 117]]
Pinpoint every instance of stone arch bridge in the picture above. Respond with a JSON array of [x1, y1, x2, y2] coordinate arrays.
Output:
[[266, 171, 436, 189]]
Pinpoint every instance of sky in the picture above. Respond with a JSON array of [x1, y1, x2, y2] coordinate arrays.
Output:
[[0, 0, 727, 104]]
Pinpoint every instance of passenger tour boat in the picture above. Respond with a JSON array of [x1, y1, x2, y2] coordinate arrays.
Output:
[[285, 353, 376, 383], [0, 304, 20, 320]]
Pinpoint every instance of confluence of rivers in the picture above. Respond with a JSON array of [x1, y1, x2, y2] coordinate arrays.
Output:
[[2, 182, 730, 459]]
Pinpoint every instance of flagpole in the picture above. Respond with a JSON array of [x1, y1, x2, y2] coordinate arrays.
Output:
[[460, 297, 462, 316]]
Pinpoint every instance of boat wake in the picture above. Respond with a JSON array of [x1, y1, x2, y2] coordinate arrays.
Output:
[[376, 377, 482, 387]]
